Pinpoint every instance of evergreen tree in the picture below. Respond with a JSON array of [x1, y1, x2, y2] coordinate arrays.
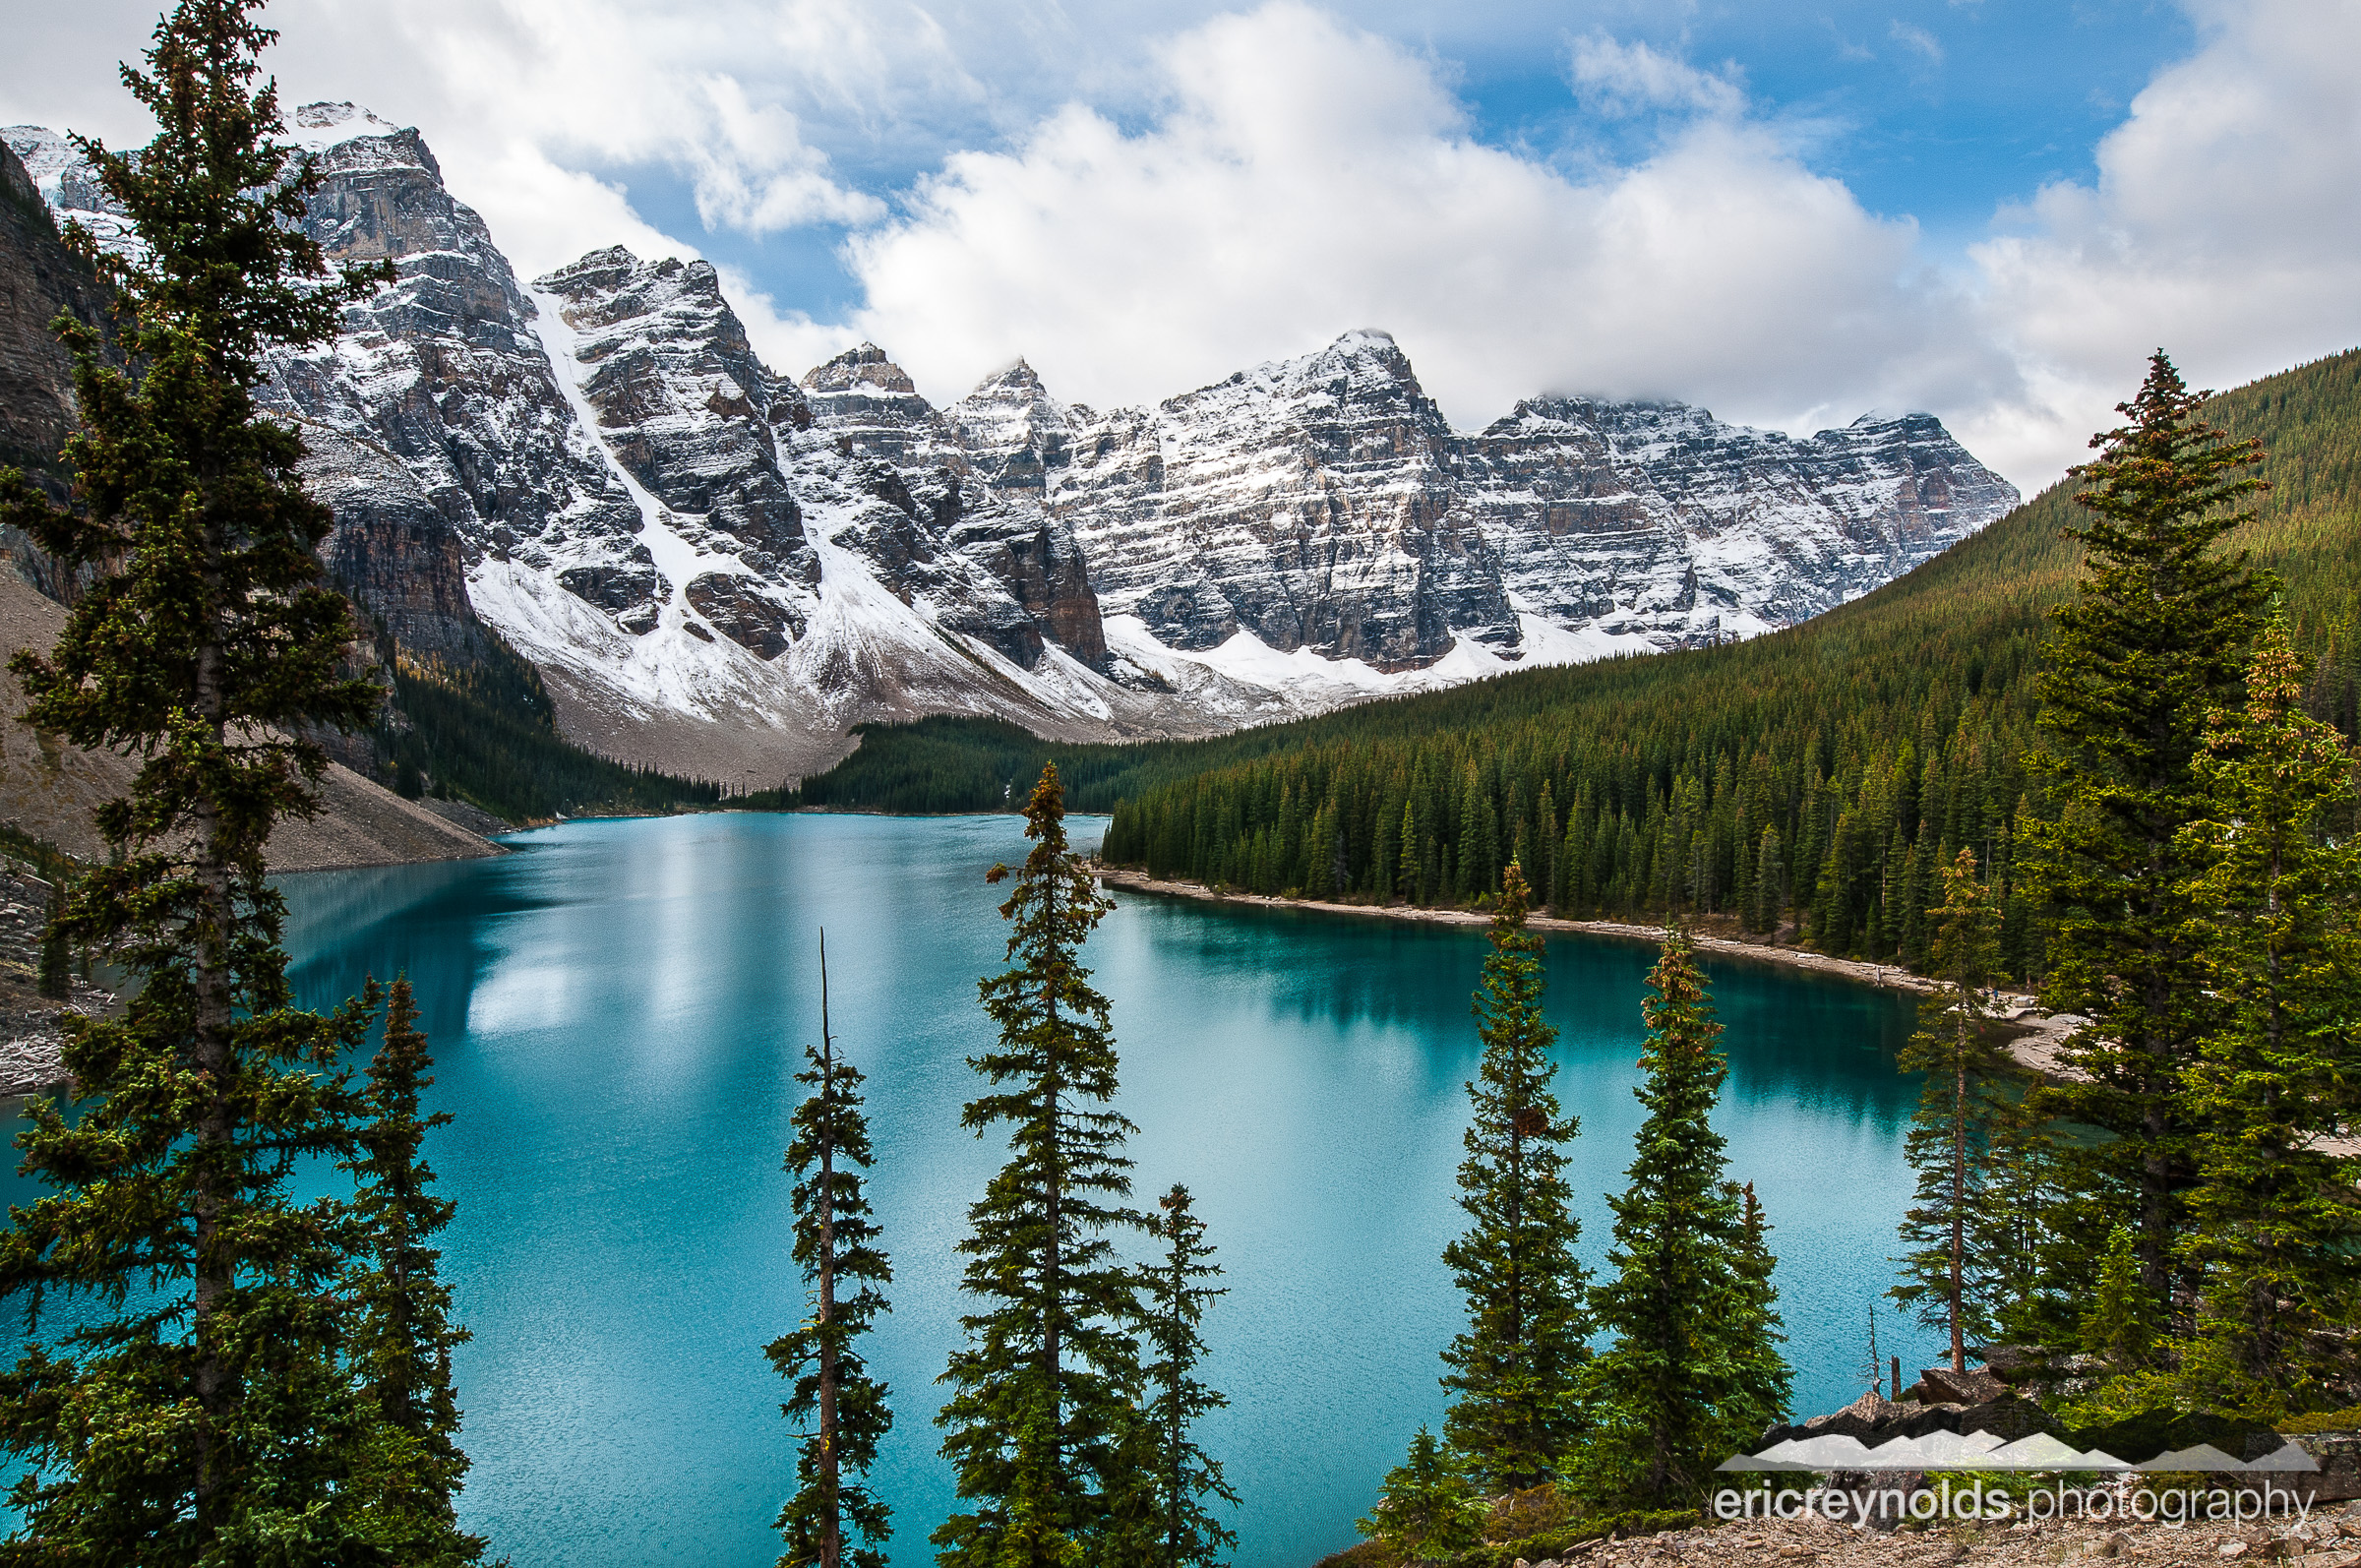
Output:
[[1889, 849, 2021, 1370], [0, 1, 397, 1556], [1354, 1429, 1485, 1567], [1968, 1096, 2076, 1350], [936, 762, 1145, 1567], [2173, 612, 2361, 1415], [1730, 1182, 1789, 1413], [1570, 933, 1789, 1510], [2081, 1227, 2161, 1370], [343, 978, 483, 1564], [1126, 1185, 1237, 1568], [767, 932, 893, 1568], [1398, 801, 1419, 905], [1440, 863, 1590, 1491], [2022, 351, 2272, 1304], [1752, 828, 1784, 936], [35, 877, 69, 1000]]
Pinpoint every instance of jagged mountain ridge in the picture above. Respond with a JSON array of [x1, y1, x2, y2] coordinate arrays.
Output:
[[4, 105, 2021, 782]]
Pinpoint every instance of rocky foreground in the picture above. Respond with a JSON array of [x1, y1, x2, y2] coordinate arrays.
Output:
[[1537, 1504, 2361, 1566]]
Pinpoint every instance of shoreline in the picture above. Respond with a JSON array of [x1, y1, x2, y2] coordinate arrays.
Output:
[[1091, 864, 2091, 1081]]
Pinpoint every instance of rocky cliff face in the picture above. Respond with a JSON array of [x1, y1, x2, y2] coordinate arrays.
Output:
[[1025, 332, 2015, 669], [260, 103, 644, 663], [295, 425, 482, 661], [1049, 332, 1511, 669], [0, 135, 114, 594], [791, 345, 1109, 671], [535, 246, 817, 654], [1457, 396, 2022, 646], [8, 104, 2021, 782]]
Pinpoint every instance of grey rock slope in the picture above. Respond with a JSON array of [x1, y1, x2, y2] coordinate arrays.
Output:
[[0, 136, 114, 596], [9, 106, 2021, 783], [1459, 394, 2019, 646], [1030, 331, 2017, 668], [1039, 332, 1510, 669]]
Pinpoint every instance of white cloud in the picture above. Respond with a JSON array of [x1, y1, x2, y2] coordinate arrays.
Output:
[[843, 3, 2012, 447], [1888, 20, 1944, 63], [260, 0, 900, 272], [7, 0, 2358, 497], [683, 76, 886, 234], [1960, 0, 2361, 483], [1571, 34, 1746, 119], [0, 0, 927, 285]]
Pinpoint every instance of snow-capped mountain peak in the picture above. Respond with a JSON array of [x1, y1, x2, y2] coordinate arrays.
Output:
[[286, 101, 408, 151], [9, 107, 2023, 783]]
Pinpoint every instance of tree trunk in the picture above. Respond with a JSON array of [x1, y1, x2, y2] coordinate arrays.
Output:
[[817, 934, 840, 1568], [1042, 943, 1062, 1488], [190, 571, 235, 1526], [1951, 996, 1968, 1373]]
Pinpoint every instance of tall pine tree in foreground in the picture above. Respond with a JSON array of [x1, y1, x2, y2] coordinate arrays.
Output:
[[936, 762, 1145, 1567], [344, 978, 483, 1563], [767, 932, 893, 1568], [1890, 850, 2023, 1371], [2173, 612, 2361, 1416], [2022, 350, 2271, 1307], [1571, 932, 1788, 1510], [1441, 862, 1590, 1491], [1123, 1184, 1237, 1568], [0, 1, 396, 1556]]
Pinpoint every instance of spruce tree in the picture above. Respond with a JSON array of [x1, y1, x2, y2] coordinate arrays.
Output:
[[936, 762, 1145, 1567], [2081, 1227, 2161, 1370], [1889, 849, 2022, 1370], [1570, 932, 1789, 1510], [1961, 1091, 2077, 1349], [35, 877, 70, 1000], [1354, 1429, 1485, 1566], [0, 1, 396, 1556], [2173, 613, 2361, 1415], [1729, 1182, 1788, 1410], [767, 932, 893, 1568], [2021, 351, 2271, 1304], [1440, 862, 1590, 1491], [1121, 1185, 1237, 1568], [343, 978, 483, 1564]]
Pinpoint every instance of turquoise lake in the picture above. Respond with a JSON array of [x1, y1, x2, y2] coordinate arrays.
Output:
[[15, 812, 1945, 1566]]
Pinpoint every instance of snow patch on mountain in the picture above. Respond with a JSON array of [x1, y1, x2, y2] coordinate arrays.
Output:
[[6, 105, 2025, 784]]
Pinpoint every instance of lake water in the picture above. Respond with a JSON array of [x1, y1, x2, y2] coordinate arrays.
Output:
[[12, 812, 1941, 1566]]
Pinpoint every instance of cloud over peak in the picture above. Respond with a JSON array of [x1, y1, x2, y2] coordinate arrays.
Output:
[[841, 3, 2011, 452]]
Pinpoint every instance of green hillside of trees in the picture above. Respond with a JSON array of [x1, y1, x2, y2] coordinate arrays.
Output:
[[796, 347, 2361, 981], [376, 636, 731, 824]]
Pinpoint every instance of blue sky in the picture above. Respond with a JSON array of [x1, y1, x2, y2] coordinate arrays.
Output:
[[5, 0, 2355, 488]]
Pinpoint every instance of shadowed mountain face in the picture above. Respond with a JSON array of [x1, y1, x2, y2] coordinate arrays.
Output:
[[5, 106, 2019, 780], [0, 137, 113, 597]]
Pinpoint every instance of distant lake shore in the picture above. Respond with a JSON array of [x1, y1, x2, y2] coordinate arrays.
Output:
[[1089, 862, 2093, 1080]]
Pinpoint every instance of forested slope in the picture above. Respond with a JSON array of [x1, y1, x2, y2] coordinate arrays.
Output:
[[376, 640, 735, 823], [798, 350, 2361, 978]]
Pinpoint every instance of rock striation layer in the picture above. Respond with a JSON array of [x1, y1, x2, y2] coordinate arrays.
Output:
[[10, 106, 2022, 782]]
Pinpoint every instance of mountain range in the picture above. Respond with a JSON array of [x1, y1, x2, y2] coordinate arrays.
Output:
[[3, 104, 2020, 786]]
